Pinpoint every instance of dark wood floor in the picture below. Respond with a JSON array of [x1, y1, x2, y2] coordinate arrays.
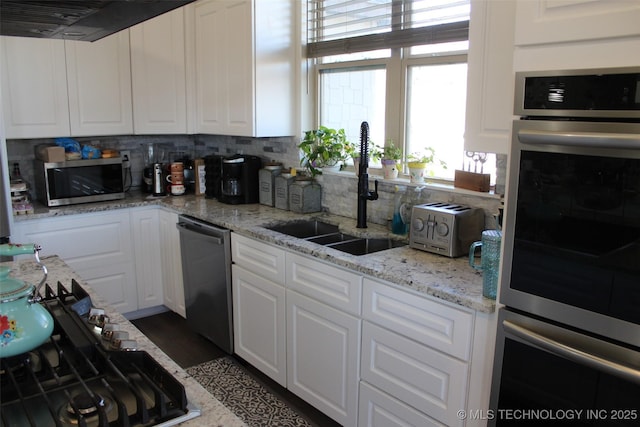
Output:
[[131, 311, 341, 427]]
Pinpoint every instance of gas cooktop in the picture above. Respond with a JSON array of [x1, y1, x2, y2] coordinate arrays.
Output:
[[0, 280, 199, 426]]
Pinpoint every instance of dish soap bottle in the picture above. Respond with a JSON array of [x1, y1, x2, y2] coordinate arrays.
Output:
[[391, 185, 408, 235]]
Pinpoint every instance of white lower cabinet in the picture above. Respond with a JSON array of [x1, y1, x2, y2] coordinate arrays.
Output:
[[361, 321, 468, 426], [159, 210, 186, 317], [12, 207, 184, 316], [130, 208, 163, 310], [11, 210, 138, 313], [287, 289, 361, 427], [231, 234, 494, 427], [232, 264, 287, 387], [231, 233, 287, 386], [360, 278, 475, 427]]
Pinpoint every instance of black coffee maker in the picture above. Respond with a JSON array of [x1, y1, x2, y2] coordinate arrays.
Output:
[[219, 155, 262, 204]]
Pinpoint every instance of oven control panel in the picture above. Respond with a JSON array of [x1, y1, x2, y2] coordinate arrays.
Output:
[[409, 202, 484, 257]]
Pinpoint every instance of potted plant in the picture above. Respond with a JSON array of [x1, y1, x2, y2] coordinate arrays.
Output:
[[349, 140, 382, 175], [298, 126, 350, 179], [381, 140, 402, 179], [406, 147, 447, 184]]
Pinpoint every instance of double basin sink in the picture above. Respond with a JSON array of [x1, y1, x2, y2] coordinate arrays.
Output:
[[267, 220, 406, 256]]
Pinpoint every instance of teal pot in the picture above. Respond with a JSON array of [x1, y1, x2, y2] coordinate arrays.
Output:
[[0, 244, 53, 358]]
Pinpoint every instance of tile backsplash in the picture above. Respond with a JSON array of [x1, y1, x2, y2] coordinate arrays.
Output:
[[6, 134, 505, 229]]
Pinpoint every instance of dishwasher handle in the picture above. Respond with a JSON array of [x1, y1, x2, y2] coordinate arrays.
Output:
[[176, 221, 225, 245]]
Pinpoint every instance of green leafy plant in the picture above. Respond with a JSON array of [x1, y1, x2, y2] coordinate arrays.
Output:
[[406, 147, 447, 169], [298, 126, 351, 178], [382, 140, 403, 161], [347, 139, 382, 162]]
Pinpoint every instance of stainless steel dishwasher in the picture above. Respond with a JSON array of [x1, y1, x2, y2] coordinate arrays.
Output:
[[176, 215, 233, 354]]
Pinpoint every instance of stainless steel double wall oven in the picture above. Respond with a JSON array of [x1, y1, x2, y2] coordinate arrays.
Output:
[[490, 67, 640, 425]]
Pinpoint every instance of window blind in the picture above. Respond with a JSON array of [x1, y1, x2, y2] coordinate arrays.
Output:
[[307, 0, 470, 58]]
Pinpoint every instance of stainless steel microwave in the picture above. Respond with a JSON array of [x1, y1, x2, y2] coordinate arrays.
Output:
[[34, 158, 125, 207]]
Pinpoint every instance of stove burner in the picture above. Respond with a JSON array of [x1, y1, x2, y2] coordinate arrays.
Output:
[[59, 392, 113, 426]]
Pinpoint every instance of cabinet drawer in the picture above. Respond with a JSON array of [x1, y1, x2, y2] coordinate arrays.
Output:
[[286, 252, 362, 315], [361, 321, 467, 427], [358, 381, 445, 427], [363, 278, 473, 361], [231, 233, 285, 284]]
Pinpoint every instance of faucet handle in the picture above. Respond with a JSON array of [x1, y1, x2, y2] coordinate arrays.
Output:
[[371, 179, 379, 200]]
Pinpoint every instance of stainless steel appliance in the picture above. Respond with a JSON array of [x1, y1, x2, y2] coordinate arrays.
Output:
[[0, 279, 200, 426], [490, 67, 640, 425], [34, 157, 125, 207], [176, 215, 233, 354], [220, 155, 262, 205], [409, 202, 484, 257], [151, 162, 165, 196]]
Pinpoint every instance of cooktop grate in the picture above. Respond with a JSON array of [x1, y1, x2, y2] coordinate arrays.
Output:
[[0, 281, 189, 427]]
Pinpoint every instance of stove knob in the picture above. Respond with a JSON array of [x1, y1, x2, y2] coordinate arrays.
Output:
[[436, 222, 449, 236], [412, 217, 424, 231]]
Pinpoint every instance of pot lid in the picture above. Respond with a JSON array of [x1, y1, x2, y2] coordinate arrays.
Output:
[[0, 266, 34, 302]]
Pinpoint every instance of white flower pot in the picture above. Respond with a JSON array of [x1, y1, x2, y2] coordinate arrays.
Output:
[[381, 159, 399, 179], [408, 162, 427, 184]]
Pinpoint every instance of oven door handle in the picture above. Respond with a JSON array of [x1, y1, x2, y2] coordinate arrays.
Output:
[[503, 319, 640, 385], [518, 129, 640, 149]]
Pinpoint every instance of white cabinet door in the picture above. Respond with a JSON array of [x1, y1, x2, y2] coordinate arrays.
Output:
[[11, 210, 138, 313], [159, 210, 185, 317], [190, 0, 294, 137], [73, 262, 138, 314], [65, 31, 133, 136], [287, 290, 360, 427], [464, 0, 516, 154], [191, 0, 249, 135], [1, 36, 70, 138], [232, 264, 286, 387], [130, 207, 163, 310], [130, 8, 188, 134], [361, 321, 468, 427], [512, 1, 640, 72], [514, 0, 640, 46]]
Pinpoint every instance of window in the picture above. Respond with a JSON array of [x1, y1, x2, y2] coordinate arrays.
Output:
[[308, 0, 491, 180]]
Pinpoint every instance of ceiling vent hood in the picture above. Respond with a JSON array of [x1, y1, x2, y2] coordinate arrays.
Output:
[[0, 1, 196, 42]]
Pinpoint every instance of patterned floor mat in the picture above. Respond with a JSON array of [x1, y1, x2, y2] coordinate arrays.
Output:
[[186, 357, 313, 427]]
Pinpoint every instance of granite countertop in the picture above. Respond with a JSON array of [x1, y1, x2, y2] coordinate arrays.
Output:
[[2, 255, 247, 427], [14, 191, 496, 313]]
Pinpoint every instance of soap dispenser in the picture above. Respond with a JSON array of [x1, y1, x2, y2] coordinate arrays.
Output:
[[391, 185, 408, 235]]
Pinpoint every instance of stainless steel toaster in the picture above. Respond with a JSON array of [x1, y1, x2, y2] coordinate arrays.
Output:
[[409, 202, 484, 257]]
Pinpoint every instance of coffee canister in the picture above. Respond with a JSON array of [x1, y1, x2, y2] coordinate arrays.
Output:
[[289, 179, 321, 213], [274, 172, 296, 210], [469, 229, 502, 300], [259, 163, 282, 206]]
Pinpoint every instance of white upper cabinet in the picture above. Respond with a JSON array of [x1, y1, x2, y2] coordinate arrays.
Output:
[[188, 0, 295, 137], [1, 32, 133, 139], [513, 0, 640, 71], [1, 37, 70, 138], [464, 0, 516, 154], [130, 8, 188, 134], [514, 0, 640, 46], [65, 31, 133, 136]]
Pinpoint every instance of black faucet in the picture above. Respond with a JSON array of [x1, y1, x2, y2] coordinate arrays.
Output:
[[357, 121, 378, 228]]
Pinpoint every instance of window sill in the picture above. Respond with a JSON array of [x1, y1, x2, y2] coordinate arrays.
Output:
[[320, 168, 503, 200]]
